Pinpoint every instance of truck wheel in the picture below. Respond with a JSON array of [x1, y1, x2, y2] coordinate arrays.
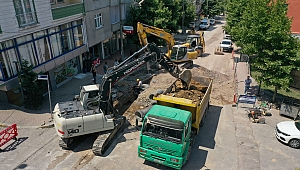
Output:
[[183, 145, 192, 167], [197, 49, 203, 57]]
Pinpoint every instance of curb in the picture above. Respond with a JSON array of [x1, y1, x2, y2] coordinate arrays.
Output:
[[38, 123, 54, 129], [0, 123, 8, 128]]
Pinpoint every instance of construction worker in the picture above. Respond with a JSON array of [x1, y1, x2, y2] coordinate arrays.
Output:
[[134, 78, 142, 94], [244, 75, 252, 94]]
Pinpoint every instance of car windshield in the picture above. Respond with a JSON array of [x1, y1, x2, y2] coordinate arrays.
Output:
[[222, 41, 231, 45], [295, 122, 300, 131], [201, 22, 207, 25], [142, 122, 182, 144]]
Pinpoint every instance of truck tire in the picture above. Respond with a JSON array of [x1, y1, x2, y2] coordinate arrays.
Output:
[[197, 49, 203, 57], [183, 144, 192, 167]]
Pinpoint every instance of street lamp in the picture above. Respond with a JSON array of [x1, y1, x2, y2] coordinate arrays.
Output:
[[182, 0, 185, 34], [38, 75, 52, 119], [119, 0, 124, 61], [206, 0, 208, 17]]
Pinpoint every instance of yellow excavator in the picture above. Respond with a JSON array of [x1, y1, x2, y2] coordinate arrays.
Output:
[[136, 22, 204, 65]]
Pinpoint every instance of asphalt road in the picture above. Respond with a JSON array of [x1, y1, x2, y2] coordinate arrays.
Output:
[[1, 20, 300, 170]]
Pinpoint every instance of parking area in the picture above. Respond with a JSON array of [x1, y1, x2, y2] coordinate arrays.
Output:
[[199, 104, 300, 170]]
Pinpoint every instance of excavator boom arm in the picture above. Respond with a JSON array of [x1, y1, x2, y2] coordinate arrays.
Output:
[[137, 22, 175, 51], [98, 43, 191, 115]]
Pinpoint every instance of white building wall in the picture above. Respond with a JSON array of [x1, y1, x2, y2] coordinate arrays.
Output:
[[0, 0, 83, 42]]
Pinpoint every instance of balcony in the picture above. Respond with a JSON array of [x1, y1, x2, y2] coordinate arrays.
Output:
[[51, 2, 84, 20]]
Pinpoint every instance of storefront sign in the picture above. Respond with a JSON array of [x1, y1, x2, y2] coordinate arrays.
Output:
[[123, 26, 134, 34]]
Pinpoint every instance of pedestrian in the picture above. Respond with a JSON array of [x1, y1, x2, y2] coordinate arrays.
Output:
[[130, 49, 134, 56], [103, 62, 109, 74], [114, 59, 119, 66], [244, 75, 252, 94], [134, 78, 142, 94], [91, 63, 97, 84]]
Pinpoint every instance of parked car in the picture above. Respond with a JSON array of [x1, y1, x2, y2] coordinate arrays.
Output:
[[199, 19, 210, 30], [189, 22, 196, 29], [224, 34, 231, 39], [275, 121, 300, 148], [210, 19, 215, 25], [220, 39, 233, 52]]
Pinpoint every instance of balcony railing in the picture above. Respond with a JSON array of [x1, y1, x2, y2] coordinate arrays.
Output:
[[51, 3, 84, 20]]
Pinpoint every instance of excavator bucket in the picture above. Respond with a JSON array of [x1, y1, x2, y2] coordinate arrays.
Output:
[[179, 69, 192, 89]]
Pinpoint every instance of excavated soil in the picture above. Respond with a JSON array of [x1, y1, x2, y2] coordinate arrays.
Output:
[[164, 79, 206, 104], [112, 63, 234, 125]]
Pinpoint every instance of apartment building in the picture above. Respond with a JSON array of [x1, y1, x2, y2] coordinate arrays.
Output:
[[83, 0, 131, 72], [0, 0, 133, 106], [287, 0, 300, 89]]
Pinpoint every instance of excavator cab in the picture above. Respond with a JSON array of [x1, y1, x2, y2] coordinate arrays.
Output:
[[170, 45, 187, 61]]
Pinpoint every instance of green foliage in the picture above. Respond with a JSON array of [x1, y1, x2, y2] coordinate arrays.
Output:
[[125, 0, 195, 45], [202, 0, 225, 18], [227, 0, 300, 102], [19, 60, 44, 109]]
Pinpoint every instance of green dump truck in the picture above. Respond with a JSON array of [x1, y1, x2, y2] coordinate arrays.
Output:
[[137, 76, 212, 169]]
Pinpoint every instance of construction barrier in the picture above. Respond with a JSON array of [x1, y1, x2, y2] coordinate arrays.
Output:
[[233, 93, 237, 103], [0, 124, 18, 150]]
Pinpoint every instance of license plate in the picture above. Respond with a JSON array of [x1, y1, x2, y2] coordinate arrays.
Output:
[[153, 159, 163, 164]]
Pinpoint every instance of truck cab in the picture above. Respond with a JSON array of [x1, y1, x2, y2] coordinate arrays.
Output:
[[138, 105, 193, 170]]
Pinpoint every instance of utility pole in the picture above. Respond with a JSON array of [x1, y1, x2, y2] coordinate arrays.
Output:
[[119, 0, 124, 61], [206, 0, 208, 17], [182, 0, 185, 34]]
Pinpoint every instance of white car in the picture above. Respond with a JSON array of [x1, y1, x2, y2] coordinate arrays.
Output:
[[189, 22, 195, 29], [220, 39, 233, 52], [275, 121, 300, 148], [224, 34, 231, 39], [199, 19, 210, 30], [209, 19, 215, 25]]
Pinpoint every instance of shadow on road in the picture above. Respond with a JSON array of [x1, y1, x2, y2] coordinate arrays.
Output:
[[183, 105, 222, 169], [1, 137, 28, 152]]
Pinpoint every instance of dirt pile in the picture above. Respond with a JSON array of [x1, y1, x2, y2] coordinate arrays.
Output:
[[113, 63, 234, 125], [165, 79, 206, 103]]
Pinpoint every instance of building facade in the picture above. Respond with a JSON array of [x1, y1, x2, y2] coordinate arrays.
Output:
[[83, 0, 132, 72], [287, 0, 300, 89], [0, 0, 132, 105]]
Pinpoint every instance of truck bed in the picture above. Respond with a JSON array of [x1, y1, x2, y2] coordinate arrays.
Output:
[[153, 76, 213, 133]]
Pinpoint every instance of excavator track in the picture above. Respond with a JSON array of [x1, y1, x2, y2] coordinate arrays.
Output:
[[59, 136, 84, 150], [92, 116, 126, 156]]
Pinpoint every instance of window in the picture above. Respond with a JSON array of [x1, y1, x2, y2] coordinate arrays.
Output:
[[110, 6, 120, 24], [0, 41, 19, 80], [50, 0, 55, 4], [94, 13, 103, 29], [13, 0, 37, 27]]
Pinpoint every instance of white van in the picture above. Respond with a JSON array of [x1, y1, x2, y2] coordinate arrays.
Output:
[[199, 19, 210, 30]]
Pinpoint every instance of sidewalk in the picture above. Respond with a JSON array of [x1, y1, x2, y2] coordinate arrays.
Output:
[[0, 45, 136, 128]]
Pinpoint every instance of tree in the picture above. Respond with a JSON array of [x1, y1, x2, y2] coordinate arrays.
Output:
[[226, 0, 300, 102], [202, 0, 225, 19], [224, 0, 248, 42], [125, 0, 195, 45], [19, 60, 45, 109]]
